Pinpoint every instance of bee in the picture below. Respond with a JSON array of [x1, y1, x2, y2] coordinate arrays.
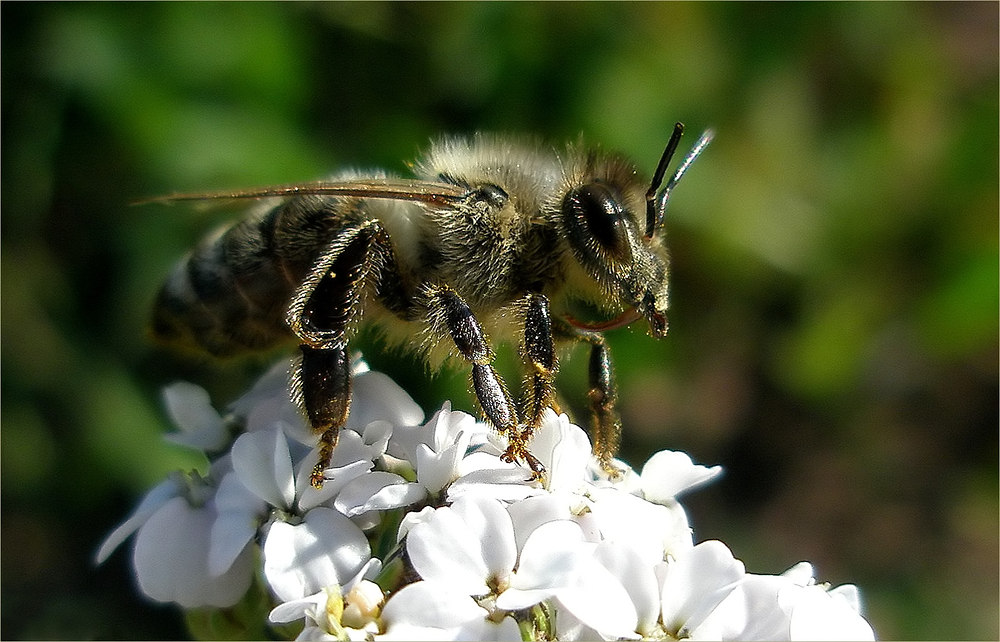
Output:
[[149, 123, 712, 487]]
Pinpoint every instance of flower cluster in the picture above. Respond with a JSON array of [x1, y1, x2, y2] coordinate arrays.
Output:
[[98, 358, 875, 641]]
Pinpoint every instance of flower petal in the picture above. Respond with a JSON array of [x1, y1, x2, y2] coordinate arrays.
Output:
[[640, 450, 723, 503], [787, 583, 875, 641], [406, 505, 492, 595], [209, 471, 267, 576], [268, 590, 327, 624], [347, 371, 424, 431], [162, 382, 228, 452], [556, 565, 638, 639], [588, 487, 693, 563], [334, 471, 424, 517], [414, 427, 473, 493], [397, 505, 436, 543], [231, 427, 295, 509], [660, 540, 745, 637], [388, 403, 483, 464], [545, 413, 594, 492], [505, 493, 574, 553], [493, 587, 556, 612], [524, 411, 592, 492], [95, 476, 182, 564], [134, 496, 253, 608], [297, 458, 373, 512], [510, 519, 589, 590], [594, 540, 661, 635], [380, 580, 486, 632], [263, 507, 371, 602], [450, 496, 517, 585], [362, 480, 427, 514], [781, 561, 815, 586], [447, 464, 537, 504]]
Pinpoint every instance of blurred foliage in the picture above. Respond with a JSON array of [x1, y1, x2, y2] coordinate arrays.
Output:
[[2, 3, 996, 640]]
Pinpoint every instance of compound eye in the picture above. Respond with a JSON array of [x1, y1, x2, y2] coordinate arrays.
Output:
[[563, 183, 633, 262]]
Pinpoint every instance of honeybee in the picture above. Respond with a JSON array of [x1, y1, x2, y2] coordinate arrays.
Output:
[[149, 123, 712, 487]]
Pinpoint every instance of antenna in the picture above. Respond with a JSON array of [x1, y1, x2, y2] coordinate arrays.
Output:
[[645, 123, 685, 239], [644, 124, 714, 239]]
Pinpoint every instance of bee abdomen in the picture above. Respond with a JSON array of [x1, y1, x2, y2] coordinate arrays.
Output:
[[152, 208, 301, 357]]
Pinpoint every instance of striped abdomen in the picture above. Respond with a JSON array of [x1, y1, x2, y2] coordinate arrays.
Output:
[[152, 198, 336, 357]]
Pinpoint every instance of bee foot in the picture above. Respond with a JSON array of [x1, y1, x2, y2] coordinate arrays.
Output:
[[598, 458, 625, 481], [500, 442, 546, 480], [310, 464, 328, 489]]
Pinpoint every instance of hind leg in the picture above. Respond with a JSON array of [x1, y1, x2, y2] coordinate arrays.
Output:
[[286, 220, 400, 488]]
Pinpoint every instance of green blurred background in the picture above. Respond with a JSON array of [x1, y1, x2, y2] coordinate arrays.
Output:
[[2, 3, 996, 639]]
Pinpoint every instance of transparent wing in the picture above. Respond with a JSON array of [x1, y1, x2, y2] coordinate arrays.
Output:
[[134, 177, 471, 207]]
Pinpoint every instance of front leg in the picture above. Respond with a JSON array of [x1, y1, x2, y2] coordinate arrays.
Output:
[[555, 322, 623, 476], [585, 335, 623, 476]]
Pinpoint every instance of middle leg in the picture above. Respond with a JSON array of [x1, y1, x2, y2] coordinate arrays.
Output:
[[426, 286, 544, 476]]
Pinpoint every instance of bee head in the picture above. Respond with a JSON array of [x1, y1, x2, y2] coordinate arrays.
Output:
[[561, 176, 670, 337], [561, 124, 712, 338]]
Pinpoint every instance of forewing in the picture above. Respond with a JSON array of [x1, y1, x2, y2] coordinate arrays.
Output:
[[135, 178, 470, 207]]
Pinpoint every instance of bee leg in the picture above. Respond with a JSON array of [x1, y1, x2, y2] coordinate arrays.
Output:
[[286, 222, 391, 488], [298, 344, 351, 488], [552, 325, 623, 477], [551, 319, 623, 475], [521, 292, 558, 441], [429, 287, 542, 475], [584, 335, 624, 477]]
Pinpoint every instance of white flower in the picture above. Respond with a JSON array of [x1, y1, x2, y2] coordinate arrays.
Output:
[[208, 464, 269, 577], [342, 369, 425, 434], [333, 469, 428, 523], [406, 495, 517, 596], [103, 356, 876, 640], [650, 542, 877, 641], [270, 581, 384, 641], [586, 486, 695, 561], [496, 519, 638, 639], [388, 401, 487, 465], [231, 423, 377, 514], [97, 457, 261, 608], [336, 404, 515, 519], [133, 490, 255, 608], [592, 539, 662, 637], [231, 426, 298, 510], [232, 359, 420, 456], [786, 581, 874, 641], [96, 473, 188, 565], [384, 496, 528, 639], [701, 562, 876, 641], [465, 411, 697, 562], [448, 409, 595, 505], [333, 408, 474, 519], [514, 409, 593, 495], [263, 506, 378, 603], [399, 494, 638, 640]]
